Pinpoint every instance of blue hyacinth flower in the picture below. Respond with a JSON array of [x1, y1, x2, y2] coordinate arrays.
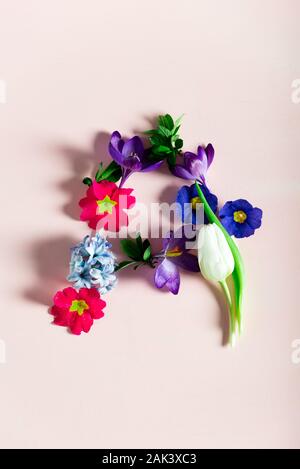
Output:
[[67, 233, 117, 294]]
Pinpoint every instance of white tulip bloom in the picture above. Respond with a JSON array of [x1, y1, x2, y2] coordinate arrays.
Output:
[[197, 223, 234, 282]]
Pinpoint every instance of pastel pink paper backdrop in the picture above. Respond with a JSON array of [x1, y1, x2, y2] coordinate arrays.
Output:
[[0, 0, 299, 449]]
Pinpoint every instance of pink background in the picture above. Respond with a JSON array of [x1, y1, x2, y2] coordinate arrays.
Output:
[[0, 0, 299, 449]]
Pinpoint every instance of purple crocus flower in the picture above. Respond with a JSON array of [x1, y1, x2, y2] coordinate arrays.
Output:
[[109, 131, 163, 186], [154, 230, 199, 295], [171, 144, 214, 184]]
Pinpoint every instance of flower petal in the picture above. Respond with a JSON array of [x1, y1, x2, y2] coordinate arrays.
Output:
[[113, 187, 136, 209], [88, 216, 102, 230], [53, 289, 74, 309], [190, 183, 218, 224], [183, 151, 197, 160], [233, 222, 255, 238], [62, 287, 78, 301], [205, 143, 215, 167], [171, 164, 194, 180], [172, 252, 200, 272], [79, 199, 98, 221], [141, 159, 164, 172], [219, 201, 235, 217], [69, 315, 83, 335], [231, 199, 253, 212], [122, 136, 144, 158], [167, 226, 196, 252], [176, 185, 192, 223], [185, 155, 207, 180], [197, 146, 207, 162], [247, 207, 263, 229], [197, 223, 234, 281], [122, 154, 142, 171], [80, 313, 93, 333], [109, 131, 125, 164], [92, 180, 117, 200], [52, 309, 73, 327], [90, 304, 105, 319], [154, 259, 180, 295], [110, 130, 122, 149], [220, 216, 237, 236]]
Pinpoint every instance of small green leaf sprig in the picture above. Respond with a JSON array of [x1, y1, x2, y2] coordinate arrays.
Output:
[[115, 234, 155, 271], [144, 114, 184, 167], [83, 160, 122, 187]]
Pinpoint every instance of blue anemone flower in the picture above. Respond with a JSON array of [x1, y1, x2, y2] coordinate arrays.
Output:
[[176, 183, 218, 225], [67, 233, 117, 294], [219, 199, 263, 238]]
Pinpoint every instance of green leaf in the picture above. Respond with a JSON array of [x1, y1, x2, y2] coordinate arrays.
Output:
[[143, 245, 152, 261], [94, 162, 104, 181], [164, 114, 174, 130], [115, 260, 138, 272], [136, 233, 143, 254], [120, 239, 142, 261], [172, 125, 181, 136], [142, 239, 150, 251], [158, 115, 166, 128], [158, 114, 174, 131], [82, 177, 92, 186], [95, 161, 122, 183], [157, 126, 171, 138], [106, 170, 122, 183], [175, 114, 184, 127], [149, 135, 162, 146], [153, 145, 172, 154]]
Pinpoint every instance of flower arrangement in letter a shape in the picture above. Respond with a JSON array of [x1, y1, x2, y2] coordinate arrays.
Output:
[[50, 114, 262, 345]]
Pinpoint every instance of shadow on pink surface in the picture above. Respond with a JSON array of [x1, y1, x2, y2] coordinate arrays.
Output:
[[23, 235, 76, 307], [55, 131, 112, 220]]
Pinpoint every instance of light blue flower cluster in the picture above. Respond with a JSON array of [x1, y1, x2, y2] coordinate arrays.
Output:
[[67, 233, 117, 294]]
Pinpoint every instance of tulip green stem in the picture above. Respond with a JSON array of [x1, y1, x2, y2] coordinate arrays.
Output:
[[195, 181, 245, 335], [219, 280, 235, 346]]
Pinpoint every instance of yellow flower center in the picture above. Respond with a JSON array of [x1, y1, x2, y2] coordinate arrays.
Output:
[[69, 299, 89, 316], [97, 195, 117, 214], [166, 246, 183, 258], [233, 210, 247, 224], [191, 196, 202, 210]]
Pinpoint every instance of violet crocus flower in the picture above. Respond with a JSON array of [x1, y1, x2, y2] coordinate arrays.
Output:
[[171, 144, 214, 184], [154, 230, 199, 295], [109, 131, 163, 186]]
